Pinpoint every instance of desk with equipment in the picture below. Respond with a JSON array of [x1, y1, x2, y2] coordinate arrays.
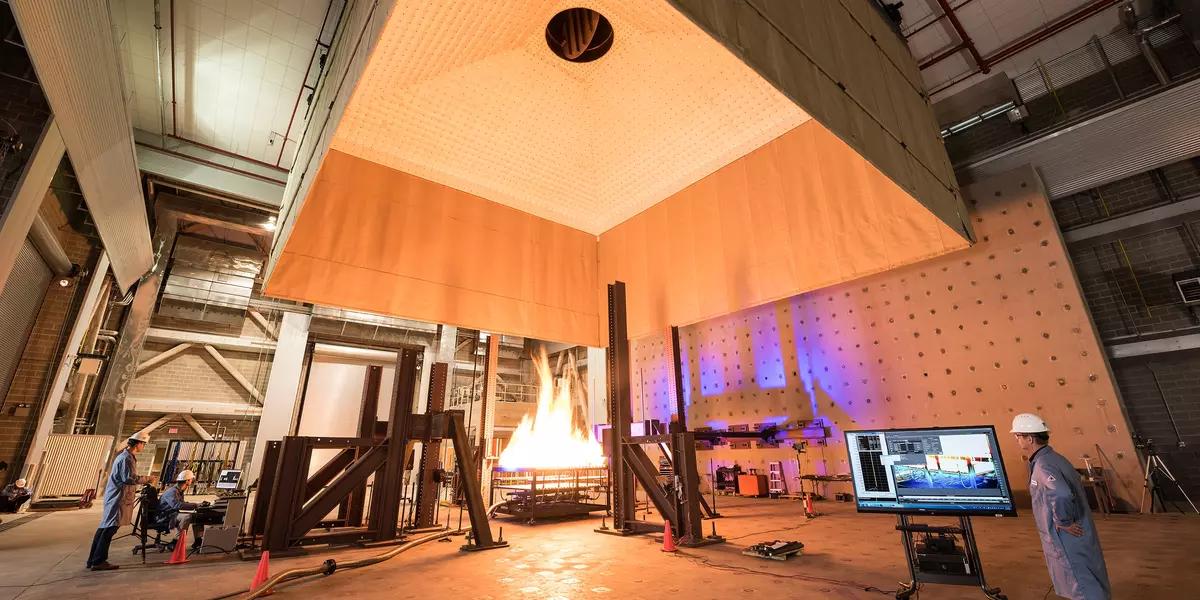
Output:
[[183, 469, 248, 555]]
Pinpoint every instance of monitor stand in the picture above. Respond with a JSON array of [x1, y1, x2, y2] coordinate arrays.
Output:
[[894, 514, 1005, 600]]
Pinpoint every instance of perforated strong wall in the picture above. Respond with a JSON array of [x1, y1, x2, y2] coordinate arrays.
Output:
[[629, 165, 1143, 507]]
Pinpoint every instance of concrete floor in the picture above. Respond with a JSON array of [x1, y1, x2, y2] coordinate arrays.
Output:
[[1, 497, 1196, 599]]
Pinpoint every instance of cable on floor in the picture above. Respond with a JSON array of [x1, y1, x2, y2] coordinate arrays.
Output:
[[205, 527, 466, 600], [675, 549, 898, 596]]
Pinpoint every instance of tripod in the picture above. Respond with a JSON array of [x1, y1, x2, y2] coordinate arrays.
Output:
[[1139, 447, 1198, 514]]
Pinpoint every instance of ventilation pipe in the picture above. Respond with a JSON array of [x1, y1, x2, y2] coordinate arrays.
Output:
[[153, 0, 168, 147], [28, 213, 73, 276]]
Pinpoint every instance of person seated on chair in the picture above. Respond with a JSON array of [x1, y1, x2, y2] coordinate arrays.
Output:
[[0, 478, 31, 513], [158, 470, 203, 551]]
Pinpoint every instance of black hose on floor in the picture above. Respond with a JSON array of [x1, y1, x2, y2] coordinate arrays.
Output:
[[205, 528, 465, 600]]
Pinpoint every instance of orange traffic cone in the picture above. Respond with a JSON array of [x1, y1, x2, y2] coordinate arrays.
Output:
[[165, 529, 189, 565], [804, 494, 817, 518], [661, 520, 677, 553], [249, 550, 273, 594]]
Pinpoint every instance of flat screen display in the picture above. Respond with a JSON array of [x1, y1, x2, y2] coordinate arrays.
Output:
[[844, 426, 1016, 516], [216, 469, 242, 490]]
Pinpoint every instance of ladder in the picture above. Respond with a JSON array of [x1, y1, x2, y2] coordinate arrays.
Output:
[[768, 461, 786, 496]]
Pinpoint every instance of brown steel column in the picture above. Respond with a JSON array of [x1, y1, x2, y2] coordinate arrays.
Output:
[[669, 326, 687, 431], [607, 282, 635, 529], [370, 348, 419, 541], [475, 335, 499, 500], [347, 365, 382, 526], [414, 362, 448, 528]]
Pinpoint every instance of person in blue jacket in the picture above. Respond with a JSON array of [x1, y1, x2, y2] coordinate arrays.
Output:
[[1011, 413, 1111, 600], [86, 432, 155, 571], [157, 469, 203, 551]]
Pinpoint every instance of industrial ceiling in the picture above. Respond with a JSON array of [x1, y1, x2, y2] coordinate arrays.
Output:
[[333, 1, 810, 234], [265, 0, 973, 346], [113, 0, 334, 169], [899, 0, 1127, 99]]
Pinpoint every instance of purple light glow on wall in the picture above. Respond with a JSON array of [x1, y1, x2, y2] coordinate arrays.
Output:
[[697, 338, 727, 396], [749, 312, 787, 389]]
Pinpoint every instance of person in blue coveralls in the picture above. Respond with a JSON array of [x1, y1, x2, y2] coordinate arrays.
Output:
[[1011, 413, 1111, 600], [86, 431, 155, 571]]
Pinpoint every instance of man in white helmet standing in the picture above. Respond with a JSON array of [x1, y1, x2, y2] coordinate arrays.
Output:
[[158, 469, 203, 551], [1011, 413, 1111, 600], [87, 432, 155, 570]]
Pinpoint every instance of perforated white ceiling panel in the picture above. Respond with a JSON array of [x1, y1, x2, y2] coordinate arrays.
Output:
[[331, 0, 811, 235]]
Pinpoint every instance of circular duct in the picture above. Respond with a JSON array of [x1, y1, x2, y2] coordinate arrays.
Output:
[[545, 8, 613, 63]]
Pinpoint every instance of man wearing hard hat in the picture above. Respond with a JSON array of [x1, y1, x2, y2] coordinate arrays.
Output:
[[158, 469, 204, 551], [86, 432, 155, 571], [1011, 413, 1111, 600]]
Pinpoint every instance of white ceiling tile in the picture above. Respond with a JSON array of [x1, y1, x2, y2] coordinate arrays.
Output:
[[198, 8, 224, 37], [245, 26, 271, 55], [272, 12, 299, 39], [287, 43, 311, 71], [220, 40, 245, 69], [244, 51, 268, 78], [267, 36, 292, 65], [223, 17, 250, 48], [299, 0, 327, 26], [249, 1, 277, 32], [272, 100, 293, 132], [263, 61, 287, 85], [226, 0, 251, 22], [200, 0, 226, 15], [276, 0, 305, 17], [173, 1, 201, 28], [282, 67, 304, 97], [294, 20, 319, 47]]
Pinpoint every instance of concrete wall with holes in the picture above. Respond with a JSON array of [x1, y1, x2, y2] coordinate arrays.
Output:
[[629, 165, 1143, 507]]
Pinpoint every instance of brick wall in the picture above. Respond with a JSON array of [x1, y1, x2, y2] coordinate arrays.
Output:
[[127, 342, 272, 404], [1070, 225, 1200, 339], [1110, 352, 1200, 504], [0, 195, 98, 485], [1052, 156, 1200, 341], [123, 412, 260, 475]]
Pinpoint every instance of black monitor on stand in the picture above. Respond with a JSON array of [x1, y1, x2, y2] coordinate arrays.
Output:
[[845, 426, 1015, 600]]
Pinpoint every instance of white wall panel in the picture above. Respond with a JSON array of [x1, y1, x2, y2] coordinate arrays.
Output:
[[11, 0, 153, 291]]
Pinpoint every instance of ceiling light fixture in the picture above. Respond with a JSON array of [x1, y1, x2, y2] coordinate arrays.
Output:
[[545, 8, 613, 63], [263, 216, 277, 232]]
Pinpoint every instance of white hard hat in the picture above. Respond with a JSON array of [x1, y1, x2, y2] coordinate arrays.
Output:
[[176, 469, 195, 482], [128, 431, 150, 444], [1011, 413, 1049, 434], [14, 478, 26, 487]]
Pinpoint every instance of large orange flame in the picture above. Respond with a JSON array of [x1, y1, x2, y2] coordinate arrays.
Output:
[[497, 349, 605, 470]]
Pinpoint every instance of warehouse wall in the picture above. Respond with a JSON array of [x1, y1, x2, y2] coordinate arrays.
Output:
[[1048, 156, 1200, 501], [628, 165, 1144, 508], [127, 343, 271, 405], [1109, 354, 1200, 496], [0, 195, 96, 485]]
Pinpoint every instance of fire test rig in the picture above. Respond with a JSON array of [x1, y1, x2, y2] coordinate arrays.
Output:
[[598, 281, 776, 547], [250, 349, 506, 555]]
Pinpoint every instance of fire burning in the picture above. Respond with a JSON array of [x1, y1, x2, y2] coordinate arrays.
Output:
[[497, 349, 606, 470]]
